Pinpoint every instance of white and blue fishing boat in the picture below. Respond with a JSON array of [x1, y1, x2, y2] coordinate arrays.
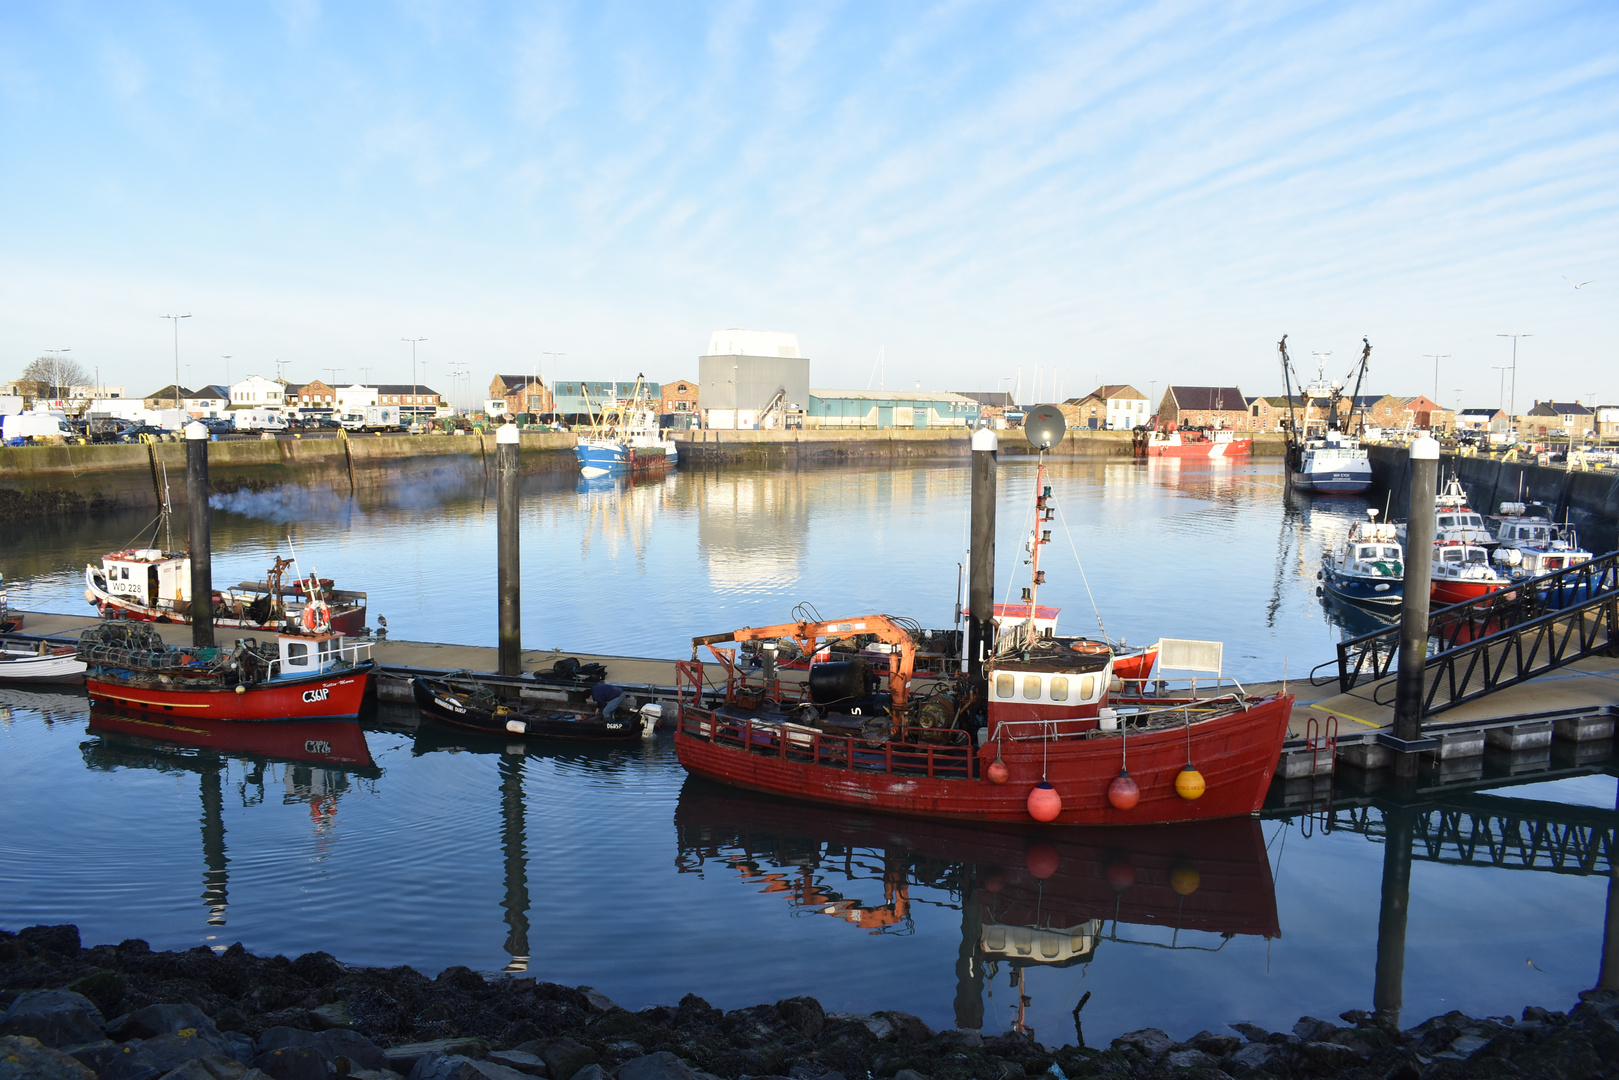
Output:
[[573, 375, 679, 479], [1319, 510, 1404, 610], [1278, 336, 1376, 496], [1487, 501, 1594, 605]]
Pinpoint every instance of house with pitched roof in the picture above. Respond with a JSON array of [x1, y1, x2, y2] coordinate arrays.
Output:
[[489, 374, 551, 415], [1158, 386, 1246, 430], [1520, 401, 1593, 437], [1064, 384, 1150, 430]]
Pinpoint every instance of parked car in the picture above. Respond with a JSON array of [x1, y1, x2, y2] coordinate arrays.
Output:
[[199, 417, 235, 435]]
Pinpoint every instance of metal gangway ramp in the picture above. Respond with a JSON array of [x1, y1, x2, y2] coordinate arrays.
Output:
[[1331, 551, 1619, 718]]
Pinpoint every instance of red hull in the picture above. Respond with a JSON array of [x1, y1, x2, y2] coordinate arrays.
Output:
[[1430, 580, 1513, 607], [1143, 439, 1253, 458], [87, 666, 372, 722], [675, 694, 1292, 826], [87, 709, 375, 767], [93, 599, 367, 636]]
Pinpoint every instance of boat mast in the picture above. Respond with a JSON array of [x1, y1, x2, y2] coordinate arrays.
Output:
[[1345, 337, 1373, 434]]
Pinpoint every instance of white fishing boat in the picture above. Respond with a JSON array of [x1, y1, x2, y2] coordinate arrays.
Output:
[[1488, 502, 1593, 579], [1397, 475, 1494, 547]]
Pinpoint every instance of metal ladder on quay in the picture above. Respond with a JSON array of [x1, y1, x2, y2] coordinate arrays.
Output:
[[1329, 550, 1619, 718]]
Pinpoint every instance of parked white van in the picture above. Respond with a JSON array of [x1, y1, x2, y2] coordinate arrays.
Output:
[[3, 410, 74, 443], [232, 409, 288, 432]]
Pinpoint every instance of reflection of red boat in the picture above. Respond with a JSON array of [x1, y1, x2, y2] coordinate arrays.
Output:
[[86, 709, 376, 767], [674, 780, 1280, 941]]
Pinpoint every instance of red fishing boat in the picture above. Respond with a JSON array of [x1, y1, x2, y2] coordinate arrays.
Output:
[[78, 604, 374, 722], [85, 551, 368, 635], [1136, 426, 1252, 458], [674, 413, 1291, 827]]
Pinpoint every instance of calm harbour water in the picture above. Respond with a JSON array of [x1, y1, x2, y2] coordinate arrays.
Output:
[[2, 456, 1614, 1044]]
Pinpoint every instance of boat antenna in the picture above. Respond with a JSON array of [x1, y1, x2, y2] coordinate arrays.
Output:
[[1278, 335, 1300, 466], [1345, 338, 1372, 434]]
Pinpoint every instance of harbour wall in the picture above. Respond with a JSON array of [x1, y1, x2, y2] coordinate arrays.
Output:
[[0, 432, 577, 519], [1368, 444, 1619, 553], [2, 428, 1292, 518]]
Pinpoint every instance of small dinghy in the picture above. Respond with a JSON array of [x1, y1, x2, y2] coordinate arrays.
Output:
[[411, 674, 656, 741], [0, 637, 88, 685]]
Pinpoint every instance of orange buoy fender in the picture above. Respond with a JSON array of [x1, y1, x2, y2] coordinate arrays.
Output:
[[1027, 781, 1062, 822], [1105, 856, 1136, 892], [1107, 770, 1140, 810], [1175, 765, 1206, 801], [1025, 842, 1060, 880], [986, 759, 1010, 785]]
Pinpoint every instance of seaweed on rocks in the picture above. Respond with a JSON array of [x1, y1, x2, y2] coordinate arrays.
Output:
[[5, 925, 1619, 1080]]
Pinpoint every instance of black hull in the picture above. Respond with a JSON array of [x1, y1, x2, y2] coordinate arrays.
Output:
[[410, 676, 640, 741]]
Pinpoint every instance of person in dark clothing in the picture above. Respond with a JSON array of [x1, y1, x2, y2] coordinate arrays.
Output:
[[591, 681, 626, 720]]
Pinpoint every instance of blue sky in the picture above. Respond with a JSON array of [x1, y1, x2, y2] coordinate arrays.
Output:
[[2, 1, 1615, 408]]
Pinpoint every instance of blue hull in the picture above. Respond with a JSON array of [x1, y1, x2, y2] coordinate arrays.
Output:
[[1294, 470, 1373, 495], [1322, 565, 1403, 609], [574, 443, 627, 477]]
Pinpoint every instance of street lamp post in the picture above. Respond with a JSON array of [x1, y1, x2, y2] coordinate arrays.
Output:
[[402, 337, 427, 423], [44, 348, 70, 404], [1422, 354, 1450, 404], [1490, 366, 1508, 412], [161, 314, 192, 413], [1497, 334, 1533, 423]]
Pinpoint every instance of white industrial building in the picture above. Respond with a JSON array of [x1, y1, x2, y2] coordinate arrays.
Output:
[[699, 329, 810, 429]]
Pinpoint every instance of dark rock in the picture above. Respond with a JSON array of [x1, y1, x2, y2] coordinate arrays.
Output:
[[307, 1001, 352, 1030], [674, 994, 722, 1030], [775, 997, 825, 1040], [410, 1054, 531, 1080], [1110, 1028, 1173, 1059], [437, 967, 489, 994], [1186, 1030, 1241, 1057], [619, 1051, 704, 1080], [539, 1037, 597, 1080], [385, 1038, 491, 1072], [938, 1027, 981, 1048], [1292, 1016, 1338, 1041], [577, 987, 618, 1013], [638, 1005, 679, 1027], [1298, 1040, 1356, 1070], [63, 1037, 123, 1074], [18, 924, 83, 956], [1229, 1022, 1271, 1044], [0, 989, 107, 1048], [0, 1035, 98, 1079], [64, 969, 129, 1015], [1338, 1008, 1372, 1026], [1224, 1041, 1279, 1075], [153, 1054, 249, 1079], [1326, 1025, 1390, 1058], [106, 1032, 241, 1080], [1163, 1047, 1217, 1070], [569, 1067, 609, 1080], [586, 1007, 646, 1041], [487, 1049, 548, 1076], [288, 953, 345, 987], [117, 1003, 218, 1041], [873, 1011, 932, 1044], [723, 1005, 781, 1045]]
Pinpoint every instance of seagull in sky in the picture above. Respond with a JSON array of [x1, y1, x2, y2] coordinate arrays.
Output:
[[1563, 276, 1594, 289]]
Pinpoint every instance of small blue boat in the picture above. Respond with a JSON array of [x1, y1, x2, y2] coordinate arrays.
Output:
[[1320, 510, 1404, 610]]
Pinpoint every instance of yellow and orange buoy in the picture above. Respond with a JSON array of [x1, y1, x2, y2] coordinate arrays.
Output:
[[1027, 781, 1062, 822], [987, 759, 1010, 785], [1174, 764, 1206, 801], [1169, 858, 1201, 896], [1106, 770, 1140, 810]]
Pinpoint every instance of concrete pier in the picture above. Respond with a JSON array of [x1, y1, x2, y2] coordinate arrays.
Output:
[[496, 424, 521, 678]]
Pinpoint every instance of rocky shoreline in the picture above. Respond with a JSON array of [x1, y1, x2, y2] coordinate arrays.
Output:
[[3, 925, 1615, 1080]]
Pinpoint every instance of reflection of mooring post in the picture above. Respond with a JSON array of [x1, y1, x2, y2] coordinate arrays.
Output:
[[1600, 784, 1619, 992], [496, 424, 521, 676], [953, 870, 984, 1031], [499, 754, 531, 970], [185, 422, 215, 648], [1385, 435, 1439, 775], [200, 756, 228, 926], [968, 429, 998, 678], [1372, 803, 1415, 1026]]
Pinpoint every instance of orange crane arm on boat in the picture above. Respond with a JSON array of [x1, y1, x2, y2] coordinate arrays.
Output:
[[693, 615, 917, 707]]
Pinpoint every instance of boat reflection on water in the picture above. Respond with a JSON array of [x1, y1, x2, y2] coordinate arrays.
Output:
[[80, 707, 379, 928], [673, 779, 1278, 1040]]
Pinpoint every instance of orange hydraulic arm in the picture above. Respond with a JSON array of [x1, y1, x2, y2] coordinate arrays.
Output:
[[693, 614, 917, 708]]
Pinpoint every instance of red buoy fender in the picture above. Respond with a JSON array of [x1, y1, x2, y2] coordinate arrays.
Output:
[[1107, 770, 1140, 811], [1027, 781, 1062, 822]]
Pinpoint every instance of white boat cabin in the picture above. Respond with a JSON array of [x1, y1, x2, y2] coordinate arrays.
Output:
[[100, 550, 191, 607], [274, 631, 369, 679]]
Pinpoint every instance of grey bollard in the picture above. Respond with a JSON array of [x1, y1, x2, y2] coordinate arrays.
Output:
[[968, 428, 998, 678], [185, 421, 215, 648], [496, 423, 522, 677]]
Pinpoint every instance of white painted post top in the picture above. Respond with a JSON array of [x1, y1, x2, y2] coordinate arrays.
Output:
[[972, 428, 998, 452], [184, 421, 208, 440], [496, 423, 520, 444], [1410, 435, 1440, 460]]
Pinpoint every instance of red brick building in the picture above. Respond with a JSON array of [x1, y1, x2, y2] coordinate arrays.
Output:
[[1158, 386, 1247, 430], [489, 374, 552, 415], [659, 376, 699, 416]]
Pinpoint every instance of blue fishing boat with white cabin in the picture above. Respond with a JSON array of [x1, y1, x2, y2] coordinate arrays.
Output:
[[572, 375, 679, 479], [1320, 510, 1404, 610]]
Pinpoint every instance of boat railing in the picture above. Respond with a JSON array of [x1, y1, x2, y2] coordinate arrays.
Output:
[[1111, 674, 1248, 700], [259, 638, 373, 683], [676, 700, 976, 780]]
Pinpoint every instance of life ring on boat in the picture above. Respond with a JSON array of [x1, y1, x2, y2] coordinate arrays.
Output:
[[300, 600, 331, 634], [1069, 641, 1110, 656]]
